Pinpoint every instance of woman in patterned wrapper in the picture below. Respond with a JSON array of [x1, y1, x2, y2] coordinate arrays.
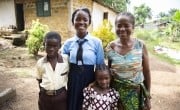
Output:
[[82, 64, 120, 110], [106, 12, 151, 110]]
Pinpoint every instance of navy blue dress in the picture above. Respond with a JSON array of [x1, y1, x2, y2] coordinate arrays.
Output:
[[67, 64, 95, 110]]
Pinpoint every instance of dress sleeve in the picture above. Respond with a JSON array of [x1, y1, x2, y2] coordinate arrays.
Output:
[[82, 87, 91, 110], [111, 89, 120, 110]]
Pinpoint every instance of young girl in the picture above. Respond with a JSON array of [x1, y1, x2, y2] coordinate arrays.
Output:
[[61, 7, 104, 110], [82, 64, 119, 110], [36, 31, 69, 110]]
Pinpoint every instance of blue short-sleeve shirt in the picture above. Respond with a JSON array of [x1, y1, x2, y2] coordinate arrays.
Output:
[[61, 33, 104, 65]]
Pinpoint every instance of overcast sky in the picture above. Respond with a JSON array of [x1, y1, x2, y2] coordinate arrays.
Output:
[[129, 0, 180, 18]]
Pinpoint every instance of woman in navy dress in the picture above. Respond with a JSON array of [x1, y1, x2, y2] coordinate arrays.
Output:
[[61, 7, 104, 110]]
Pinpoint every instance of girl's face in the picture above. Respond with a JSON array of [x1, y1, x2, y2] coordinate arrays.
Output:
[[96, 70, 111, 90], [115, 15, 134, 39], [45, 38, 60, 58], [73, 10, 90, 38]]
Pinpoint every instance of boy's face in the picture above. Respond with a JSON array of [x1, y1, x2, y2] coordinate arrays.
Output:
[[45, 38, 60, 58], [96, 70, 111, 90]]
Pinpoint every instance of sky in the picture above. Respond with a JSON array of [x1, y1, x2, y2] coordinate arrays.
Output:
[[128, 0, 180, 18]]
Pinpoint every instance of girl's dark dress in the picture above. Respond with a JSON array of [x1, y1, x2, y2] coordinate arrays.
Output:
[[68, 64, 95, 110]]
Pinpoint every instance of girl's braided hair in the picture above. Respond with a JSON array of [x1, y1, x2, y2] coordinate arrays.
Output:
[[95, 64, 111, 75]]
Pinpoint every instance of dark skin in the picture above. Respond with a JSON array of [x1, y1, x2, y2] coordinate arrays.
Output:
[[45, 38, 63, 70], [93, 70, 111, 94], [37, 38, 63, 88], [73, 10, 90, 38], [90, 70, 123, 109], [108, 15, 151, 110]]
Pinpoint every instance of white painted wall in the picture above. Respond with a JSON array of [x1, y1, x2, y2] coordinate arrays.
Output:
[[92, 2, 117, 32], [0, 0, 16, 27]]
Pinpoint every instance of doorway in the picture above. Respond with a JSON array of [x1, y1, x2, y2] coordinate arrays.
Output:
[[16, 3, 24, 31]]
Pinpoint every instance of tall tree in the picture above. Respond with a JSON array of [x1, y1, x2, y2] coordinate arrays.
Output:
[[134, 4, 152, 26], [157, 9, 178, 23], [169, 8, 178, 17], [158, 12, 168, 18]]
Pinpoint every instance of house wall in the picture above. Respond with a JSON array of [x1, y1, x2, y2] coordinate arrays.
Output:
[[0, 0, 16, 28], [15, 0, 70, 40], [11, 0, 116, 40], [92, 2, 117, 32], [72, 0, 92, 11]]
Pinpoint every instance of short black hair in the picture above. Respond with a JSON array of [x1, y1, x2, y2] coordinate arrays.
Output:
[[44, 31, 61, 46], [115, 12, 135, 27], [95, 64, 111, 75], [71, 7, 91, 25]]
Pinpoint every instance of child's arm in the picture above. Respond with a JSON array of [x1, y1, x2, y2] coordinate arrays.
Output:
[[37, 79, 42, 90], [82, 88, 91, 110], [35, 59, 44, 90]]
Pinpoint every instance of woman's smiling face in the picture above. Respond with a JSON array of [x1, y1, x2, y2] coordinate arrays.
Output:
[[73, 10, 90, 38], [115, 15, 134, 39]]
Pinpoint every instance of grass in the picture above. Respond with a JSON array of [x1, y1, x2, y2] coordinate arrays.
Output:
[[134, 28, 180, 65]]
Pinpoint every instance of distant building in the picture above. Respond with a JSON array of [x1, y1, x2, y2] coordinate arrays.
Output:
[[140, 18, 170, 30]]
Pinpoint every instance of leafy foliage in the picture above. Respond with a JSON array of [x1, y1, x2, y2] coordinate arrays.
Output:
[[100, 0, 130, 12], [169, 8, 179, 17], [134, 29, 180, 65], [92, 20, 116, 49], [172, 10, 180, 22], [158, 8, 178, 18], [156, 9, 180, 42], [26, 19, 49, 55], [158, 12, 168, 18], [134, 4, 152, 25], [168, 10, 180, 42]]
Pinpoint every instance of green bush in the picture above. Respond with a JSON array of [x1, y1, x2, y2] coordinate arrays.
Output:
[[92, 20, 116, 49], [26, 19, 49, 55], [134, 28, 153, 41]]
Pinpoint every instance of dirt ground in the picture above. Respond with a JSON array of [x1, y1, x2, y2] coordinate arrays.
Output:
[[0, 38, 180, 110]]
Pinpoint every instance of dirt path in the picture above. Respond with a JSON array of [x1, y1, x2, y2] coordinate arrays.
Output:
[[0, 39, 180, 110], [150, 55, 180, 110]]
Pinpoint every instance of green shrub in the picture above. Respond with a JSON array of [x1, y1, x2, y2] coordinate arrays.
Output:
[[26, 19, 49, 55], [92, 20, 116, 49], [134, 28, 153, 41]]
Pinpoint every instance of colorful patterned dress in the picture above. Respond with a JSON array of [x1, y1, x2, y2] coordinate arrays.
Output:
[[106, 38, 145, 110], [82, 87, 119, 110]]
